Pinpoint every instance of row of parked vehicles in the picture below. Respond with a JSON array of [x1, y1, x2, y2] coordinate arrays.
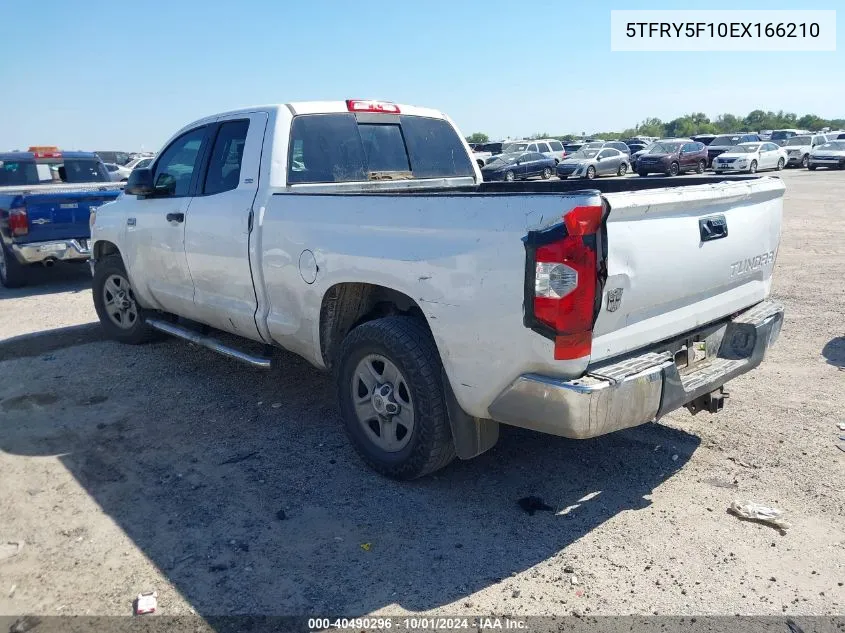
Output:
[[473, 129, 845, 181]]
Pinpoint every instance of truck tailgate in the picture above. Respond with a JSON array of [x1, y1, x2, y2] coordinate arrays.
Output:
[[19, 190, 121, 242], [591, 177, 784, 361]]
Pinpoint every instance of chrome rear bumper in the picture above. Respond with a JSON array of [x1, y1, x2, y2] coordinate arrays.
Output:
[[488, 300, 784, 439], [11, 239, 91, 265]]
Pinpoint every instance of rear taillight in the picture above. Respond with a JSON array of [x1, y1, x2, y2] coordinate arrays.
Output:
[[524, 205, 604, 360], [8, 207, 28, 237]]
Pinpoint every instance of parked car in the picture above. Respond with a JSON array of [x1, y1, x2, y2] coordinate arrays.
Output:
[[783, 134, 827, 168], [691, 134, 717, 146], [625, 141, 649, 155], [556, 147, 629, 179], [90, 98, 784, 480], [636, 140, 707, 177], [629, 142, 657, 171], [563, 142, 585, 155], [759, 130, 773, 141], [481, 152, 555, 181], [104, 162, 132, 182], [124, 157, 154, 172], [0, 148, 122, 287], [583, 140, 631, 156], [95, 151, 131, 166], [471, 142, 504, 167], [712, 142, 787, 174], [808, 140, 845, 170], [501, 140, 566, 164], [706, 133, 761, 166], [770, 129, 808, 146]]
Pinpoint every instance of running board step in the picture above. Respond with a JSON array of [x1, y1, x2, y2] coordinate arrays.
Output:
[[146, 318, 272, 369]]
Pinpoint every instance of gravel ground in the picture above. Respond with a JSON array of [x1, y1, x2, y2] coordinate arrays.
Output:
[[0, 169, 843, 620]]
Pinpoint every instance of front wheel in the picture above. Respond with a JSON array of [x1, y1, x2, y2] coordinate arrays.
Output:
[[749, 160, 758, 174], [667, 161, 679, 177], [714, 171, 723, 175], [638, 171, 649, 177], [696, 160, 705, 174], [92, 254, 159, 344], [776, 157, 785, 171], [801, 154, 809, 168], [0, 242, 27, 288], [541, 167, 552, 180], [585, 165, 596, 180], [504, 170, 515, 182], [617, 162, 628, 177], [808, 164, 817, 171], [336, 316, 456, 480]]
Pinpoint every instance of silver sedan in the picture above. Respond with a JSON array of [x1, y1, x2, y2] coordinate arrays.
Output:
[[555, 148, 630, 179]]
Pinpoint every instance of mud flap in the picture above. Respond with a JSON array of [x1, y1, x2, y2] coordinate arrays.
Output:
[[442, 369, 499, 460]]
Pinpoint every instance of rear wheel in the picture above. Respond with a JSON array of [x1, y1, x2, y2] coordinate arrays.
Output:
[[776, 157, 785, 171], [504, 170, 515, 182], [808, 164, 817, 171], [336, 316, 455, 480], [585, 165, 596, 180], [714, 170, 723, 175], [0, 242, 27, 288], [638, 171, 649, 177], [92, 255, 159, 344], [667, 161, 679, 177], [696, 160, 705, 174], [541, 167, 552, 180], [801, 154, 809, 168], [749, 160, 758, 174], [617, 162, 628, 177]]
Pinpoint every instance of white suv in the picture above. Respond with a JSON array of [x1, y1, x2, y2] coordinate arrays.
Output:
[[502, 139, 567, 164], [783, 134, 827, 168]]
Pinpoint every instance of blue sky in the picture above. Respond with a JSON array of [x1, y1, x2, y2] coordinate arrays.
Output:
[[0, 0, 841, 150]]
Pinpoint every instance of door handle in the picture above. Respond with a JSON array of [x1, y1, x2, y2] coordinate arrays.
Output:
[[166, 212, 184, 223]]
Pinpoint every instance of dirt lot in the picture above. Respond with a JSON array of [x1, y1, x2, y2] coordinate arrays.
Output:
[[0, 169, 843, 620]]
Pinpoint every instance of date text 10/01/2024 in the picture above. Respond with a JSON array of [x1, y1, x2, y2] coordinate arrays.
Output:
[[308, 617, 527, 630], [625, 22, 821, 38]]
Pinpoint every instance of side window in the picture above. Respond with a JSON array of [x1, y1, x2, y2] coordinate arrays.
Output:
[[527, 144, 538, 152], [203, 120, 250, 195], [537, 142, 551, 153], [598, 149, 614, 159], [549, 141, 563, 151], [153, 127, 208, 196], [288, 114, 366, 184]]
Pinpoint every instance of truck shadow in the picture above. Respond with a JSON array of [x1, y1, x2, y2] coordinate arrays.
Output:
[[0, 335, 699, 617], [0, 263, 91, 300], [821, 336, 845, 368]]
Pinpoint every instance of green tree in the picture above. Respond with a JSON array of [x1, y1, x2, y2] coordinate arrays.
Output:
[[465, 132, 489, 144], [797, 114, 825, 130]]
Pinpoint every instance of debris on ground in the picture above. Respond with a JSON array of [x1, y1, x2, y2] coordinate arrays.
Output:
[[271, 402, 282, 409], [570, 575, 580, 586], [838, 422, 845, 431], [837, 444, 845, 453], [0, 540, 24, 562], [728, 501, 791, 534], [218, 451, 259, 466], [8, 616, 41, 633], [360, 543, 371, 552], [276, 509, 287, 521], [518, 496, 554, 515], [8, 584, 17, 598], [563, 565, 575, 574], [134, 591, 158, 615]]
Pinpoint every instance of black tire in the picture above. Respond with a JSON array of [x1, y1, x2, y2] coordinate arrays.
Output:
[[336, 316, 456, 480], [92, 254, 159, 344], [638, 171, 649, 177], [776, 157, 785, 171], [696, 160, 705, 174], [801, 154, 809, 168], [586, 165, 596, 180], [714, 170, 723, 175], [617, 162, 628, 177], [808, 165, 817, 171], [0, 241, 28, 288], [541, 167, 552, 180], [749, 160, 757, 174], [504, 170, 515, 182], [667, 161, 679, 177]]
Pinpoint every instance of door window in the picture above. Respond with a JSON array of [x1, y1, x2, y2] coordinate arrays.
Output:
[[153, 127, 208, 197], [549, 141, 563, 151], [203, 120, 250, 195], [537, 142, 551, 153], [598, 149, 615, 159]]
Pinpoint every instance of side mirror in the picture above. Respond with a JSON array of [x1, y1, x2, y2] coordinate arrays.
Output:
[[125, 168, 155, 196]]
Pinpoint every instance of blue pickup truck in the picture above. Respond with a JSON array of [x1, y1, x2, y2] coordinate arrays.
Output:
[[0, 149, 124, 287]]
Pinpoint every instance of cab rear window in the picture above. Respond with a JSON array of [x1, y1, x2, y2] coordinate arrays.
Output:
[[0, 158, 108, 186], [288, 114, 474, 184]]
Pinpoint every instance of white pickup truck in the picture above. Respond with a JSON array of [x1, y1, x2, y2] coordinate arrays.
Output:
[[90, 99, 785, 479]]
